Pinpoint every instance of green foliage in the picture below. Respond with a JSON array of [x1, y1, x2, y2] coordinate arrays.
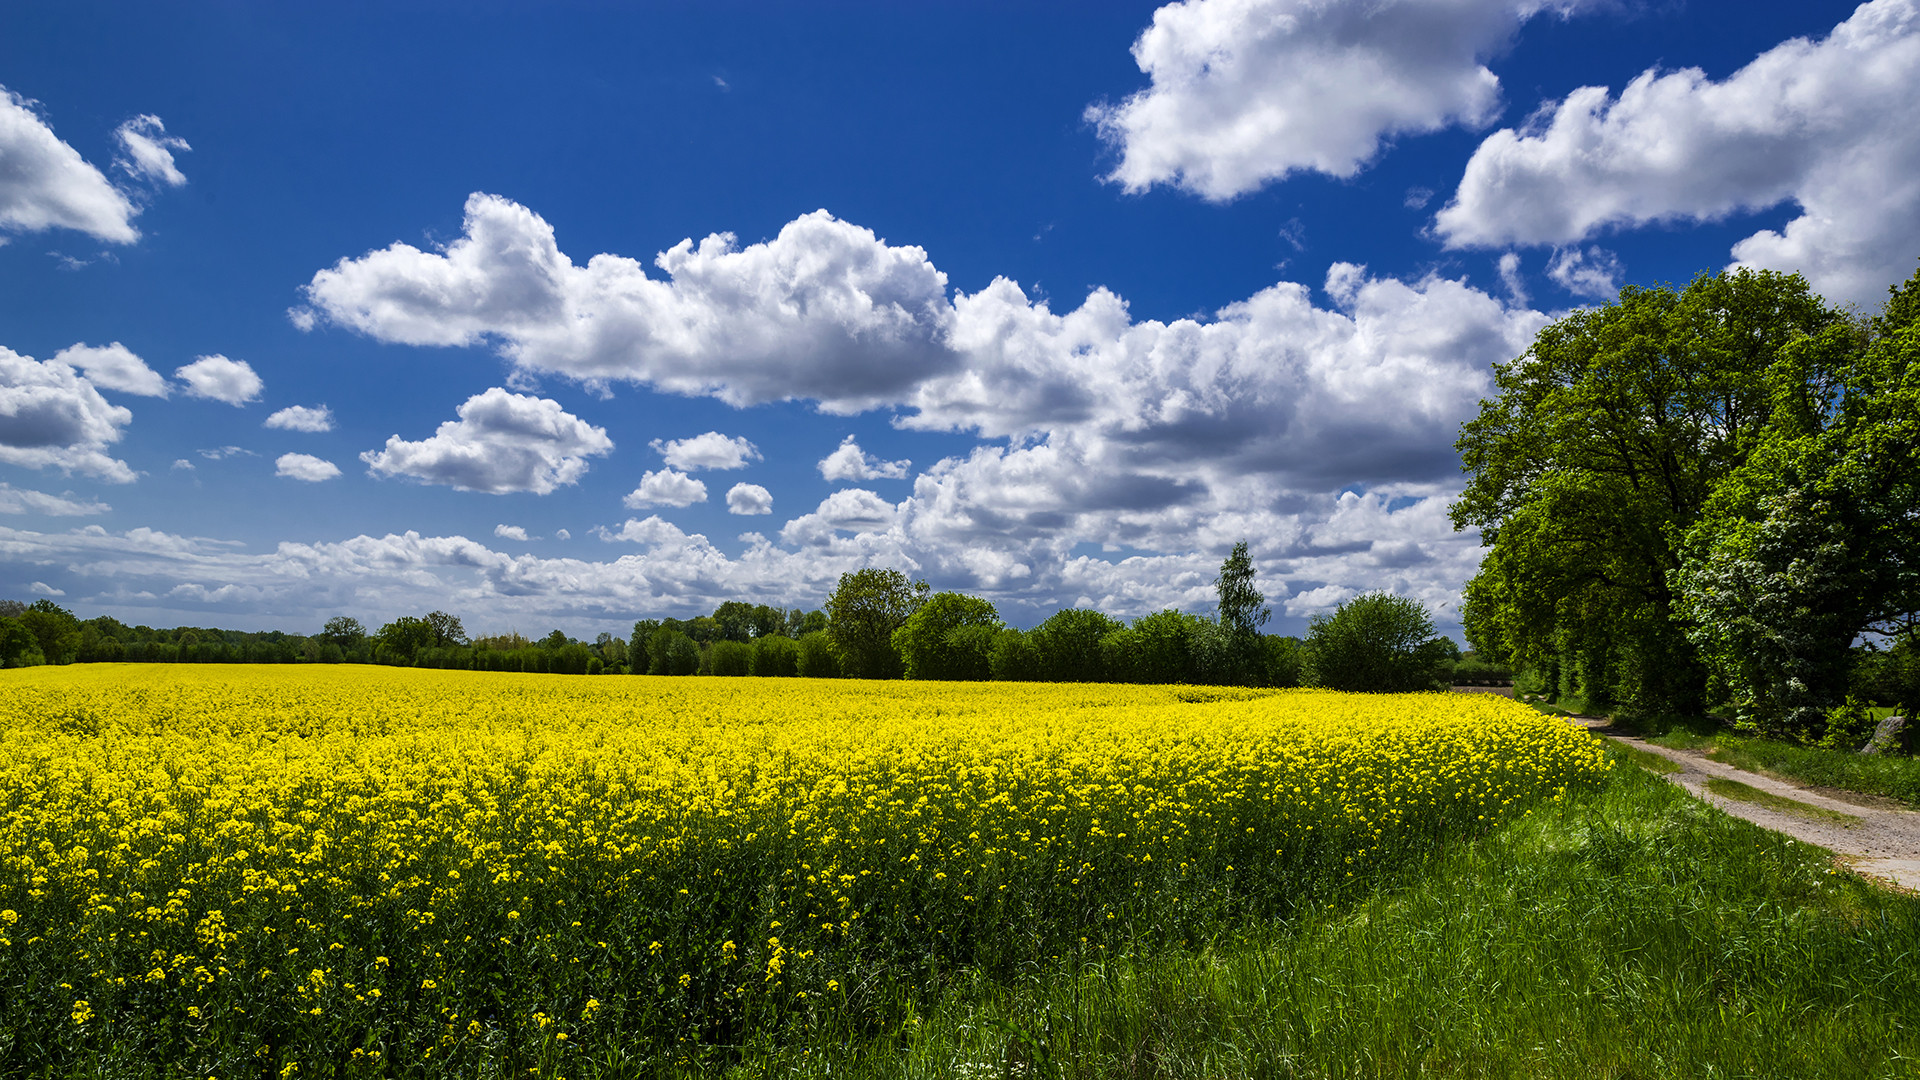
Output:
[[709, 639, 754, 676], [1123, 609, 1208, 684], [18, 600, 81, 665], [1306, 592, 1451, 692], [825, 568, 929, 679], [750, 634, 799, 677], [1031, 608, 1123, 682], [319, 616, 366, 651], [0, 616, 43, 667], [988, 628, 1041, 681], [647, 628, 701, 675], [795, 630, 842, 678], [1674, 272, 1920, 738], [1454, 267, 1845, 717], [892, 592, 1002, 680], [1260, 634, 1304, 688]]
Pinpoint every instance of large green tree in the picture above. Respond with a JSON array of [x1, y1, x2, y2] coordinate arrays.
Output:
[[1452, 268, 1844, 716], [824, 568, 929, 679], [892, 591, 1001, 681], [1674, 265, 1920, 735]]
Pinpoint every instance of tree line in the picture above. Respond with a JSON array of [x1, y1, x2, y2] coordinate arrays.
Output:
[[1, 544, 1493, 691], [1455, 259, 1920, 744]]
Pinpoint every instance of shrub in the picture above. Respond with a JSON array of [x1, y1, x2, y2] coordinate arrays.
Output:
[[750, 635, 799, 678], [1307, 592, 1453, 693], [648, 629, 701, 676], [709, 639, 754, 677], [989, 629, 1042, 681], [1032, 608, 1123, 682], [1261, 635, 1304, 688], [796, 631, 841, 678], [893, 592, 1001, 681]]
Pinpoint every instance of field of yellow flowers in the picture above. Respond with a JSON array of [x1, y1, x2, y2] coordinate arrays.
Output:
[[0, 665, 1607, 1076]]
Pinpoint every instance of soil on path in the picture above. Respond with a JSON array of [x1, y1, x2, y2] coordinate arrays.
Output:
[[1569, 716, 1920, 892]]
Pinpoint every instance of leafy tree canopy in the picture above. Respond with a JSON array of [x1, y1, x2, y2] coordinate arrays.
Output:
[[1452, 267, 1845, 716]]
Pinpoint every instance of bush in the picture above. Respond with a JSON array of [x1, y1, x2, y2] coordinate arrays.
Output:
[[1032, 608, 1123, 682], [709, 640, 754, 677], [1307, 592, 1452, 693], [750, 635, 799, 678], [989, 629, 1042, 681], [796, 631, 841, 678], [648, 629, 701, 676], [1261, 635, 1304, 688], [893, 592, 1001, 681]]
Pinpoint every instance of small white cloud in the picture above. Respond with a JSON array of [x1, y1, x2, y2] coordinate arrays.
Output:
[[176, 355, 264, 405], [287, 306, 318, 332], [361, 388, 614, 495], [1496, 252, 1528, 306], [554, 528, 571, 541], [494, 523, 532, 542], [818, 435, 911, 482], [651, 430, 761, 470], [171, 458, 194, 470], [264, 404, 335, 432], [52, 342, 168, 397], [726, 482, 773, 515], [0, 87, 141, 243], [27, 580, 64, 597], [197, 445, 254, 461], [1546, 246, 1623, 300], [0, 482, 109, 516], [275, 452, 341, 482], [623, 468, 708, 509], [113, 114, 190, 188], [1404, 186, 1435, 210]]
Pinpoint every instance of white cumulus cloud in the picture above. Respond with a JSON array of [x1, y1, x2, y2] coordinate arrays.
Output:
[[494, 524, 532, 542], [175, 355, 264, 405], [275, 453, 341, 482], [818, 435, 911, 482], [0, 344, 136, 482], [361, 388, 613, 494], [1436, 0, 1920, 307], [1088, 0, 1597, 200], [113, 115, 190, 188], [51, 342, 168, 397], [623, 469, 708, 509], [264, 404, 335, 432], [651, 430, 761, 470], [726, 483, 773, 515], [0, 87, 140, 243], [1545, 246, 1623, 300], [298, 195, 958, 411]]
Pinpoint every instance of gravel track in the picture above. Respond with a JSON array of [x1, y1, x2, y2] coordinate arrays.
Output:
[[1573, 718, 1920, 892]]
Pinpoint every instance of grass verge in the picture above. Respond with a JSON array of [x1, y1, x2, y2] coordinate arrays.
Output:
[[1614, 743, 1682, 775], [674, 748, 1920, 1079], [1652, 730, 1920, 808], [1703, 776, 1863, 827]]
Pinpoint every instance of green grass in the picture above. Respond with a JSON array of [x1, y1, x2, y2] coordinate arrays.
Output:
[[1703, 776, 1863, 826], [639, 750, 1920, 1079], [1651, 730, 1920, 808], [1614, 743, 1682, 775]]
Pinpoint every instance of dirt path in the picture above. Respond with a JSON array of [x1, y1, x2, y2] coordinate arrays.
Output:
[[1571, 717, 1920, 891]]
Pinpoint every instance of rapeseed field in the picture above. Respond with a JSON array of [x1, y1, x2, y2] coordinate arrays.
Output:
[[0, 665, 1606, 1076]]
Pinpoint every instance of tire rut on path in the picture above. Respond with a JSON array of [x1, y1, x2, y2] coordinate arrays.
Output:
[[1570, 717, 1920, 892]]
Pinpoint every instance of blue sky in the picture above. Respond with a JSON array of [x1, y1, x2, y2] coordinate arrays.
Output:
[[2, 0, 1911, 638]]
